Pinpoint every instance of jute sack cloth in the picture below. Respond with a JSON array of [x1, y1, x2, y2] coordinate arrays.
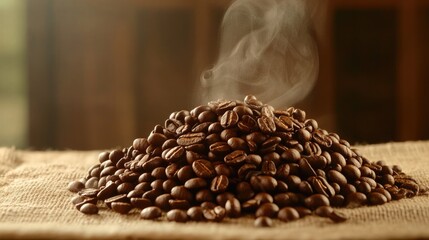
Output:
[[0, 141, 428, 240]]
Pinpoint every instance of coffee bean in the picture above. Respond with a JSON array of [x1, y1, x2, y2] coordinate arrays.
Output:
[[195, 189, 214, 203], [111, 202, 133, 214], [215, 192, 234, 206], [220, 110, 239, 128], [177, 132, 205, 146], [97, 182, 117, 200], [314, 206, 333, 217], [187, 206, 205, 221], [68, 180, 85, 193], [261, 160, 277, 176], [368, 192, 388, 205], [177, 166, 195, 183], [250, 175, 278, 192], [255, 203, 279, 218], [295, 206, 312, 217], [203, 206, 226, 222], [236, 181, 255, 201], [192, 159, 216, 178], [171, 186, 193, 202], [169, 199, 190, 210], [130, 197, 152, 209], [304, 194, 330, 210], [224, 150, 247, 165], [327, 170, 348, 186], [346, 192, 367, 208], [184, 177, 208, 189], [71, 195, 86, 205], [278, 207, 300, 222], [141, 206, 162, 219], [210, 175, 229, 193], [342, 165, 361, 181], [225, 197, 241, 218], [258, 116, 276, 133], [155, 193, 172, 210], [79, 203, 98, 215], [328, 210, 348, 223]]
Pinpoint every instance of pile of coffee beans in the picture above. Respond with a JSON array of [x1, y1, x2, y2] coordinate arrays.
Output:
[[68, 95, 424, 227]]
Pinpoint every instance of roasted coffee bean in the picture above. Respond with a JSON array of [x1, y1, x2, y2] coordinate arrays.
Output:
[[79, 203, 98, 215], [304, 194, 330, 210], [255, 203, 279, 218], [195, 189, 214, 203], [342, 165, 361, 181], [368, 192, 388, 205], [346, 192, 367, 208], [331, 152, 346, 167], [225, 198, 241, 218], [111, 202, 132, 214], [261, 160, 277, 176], [177, 166, 195, 183], [105, 194, 128, 207], [97, 182, 117, 200], [314, 206, 333, 217], [250, 175, 278, 192], [162, 179, 178, 193], [211, 175, 229, 193], [187, 206, 205, 221], [298, 181, 314, 195], [254, 216, 273, 227], [330, 194, 345, 207], [75, 197, 97, 210], [328, 210, 348, 223], [169, 199, 190, 210], [203, 206, 226, 222], [155, 193, 172, 210], [209, 142, 231, 154], [141, 206, 162, 219], [192, 159, 216, 178], [295, 206, 312, 217], [177, 132, 205, 146], [215, 164, 233, 177], [220, 110, 239, 128], [224, 150, 247, 165], [227, 137, 248, 150], [163, 146, 185, 162], [278, 207, 300, 222], [237, 115, 257, 132], [258, 116, 276, 133], [236, 181, 255, 201], [184, 177, 208, 189], [130, 197, 152, 209], [98, 151, 110, 163], [68, 180, 85, 193], [71, 195, 86, 205], [327, 170, 348, 186], [310, 176, 335, 197], [171, 186, 193, 202]]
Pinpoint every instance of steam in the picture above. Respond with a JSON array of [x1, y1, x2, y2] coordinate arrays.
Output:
[[200, 0, 319, 108]]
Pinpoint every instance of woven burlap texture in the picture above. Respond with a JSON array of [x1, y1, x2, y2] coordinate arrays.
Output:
[[0, 141, 428, 240]]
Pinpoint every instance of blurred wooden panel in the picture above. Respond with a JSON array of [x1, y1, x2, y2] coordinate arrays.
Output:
[[28, 0, 139, 149], [333, 9, 397, 143]]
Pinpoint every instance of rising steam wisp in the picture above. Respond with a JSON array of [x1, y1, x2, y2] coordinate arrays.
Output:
[[200, 0, 319, 108]]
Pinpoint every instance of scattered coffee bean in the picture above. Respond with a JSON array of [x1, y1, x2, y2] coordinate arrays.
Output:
[[79, 203, 98, 215], [278, 207, 300, 222], [140, 206, 162, 220]]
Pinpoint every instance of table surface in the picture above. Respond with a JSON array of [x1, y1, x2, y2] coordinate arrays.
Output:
[[1, 141, 429, 240]]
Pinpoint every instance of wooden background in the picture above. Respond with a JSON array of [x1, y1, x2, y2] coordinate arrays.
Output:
[[27, 0, 429, 150]]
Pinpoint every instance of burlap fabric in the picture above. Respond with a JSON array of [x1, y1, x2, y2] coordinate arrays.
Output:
[[0, 141, 428, 240]]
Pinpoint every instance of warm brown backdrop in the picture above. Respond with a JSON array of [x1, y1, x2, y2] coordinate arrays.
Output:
[[26, 0, 429, 150]]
